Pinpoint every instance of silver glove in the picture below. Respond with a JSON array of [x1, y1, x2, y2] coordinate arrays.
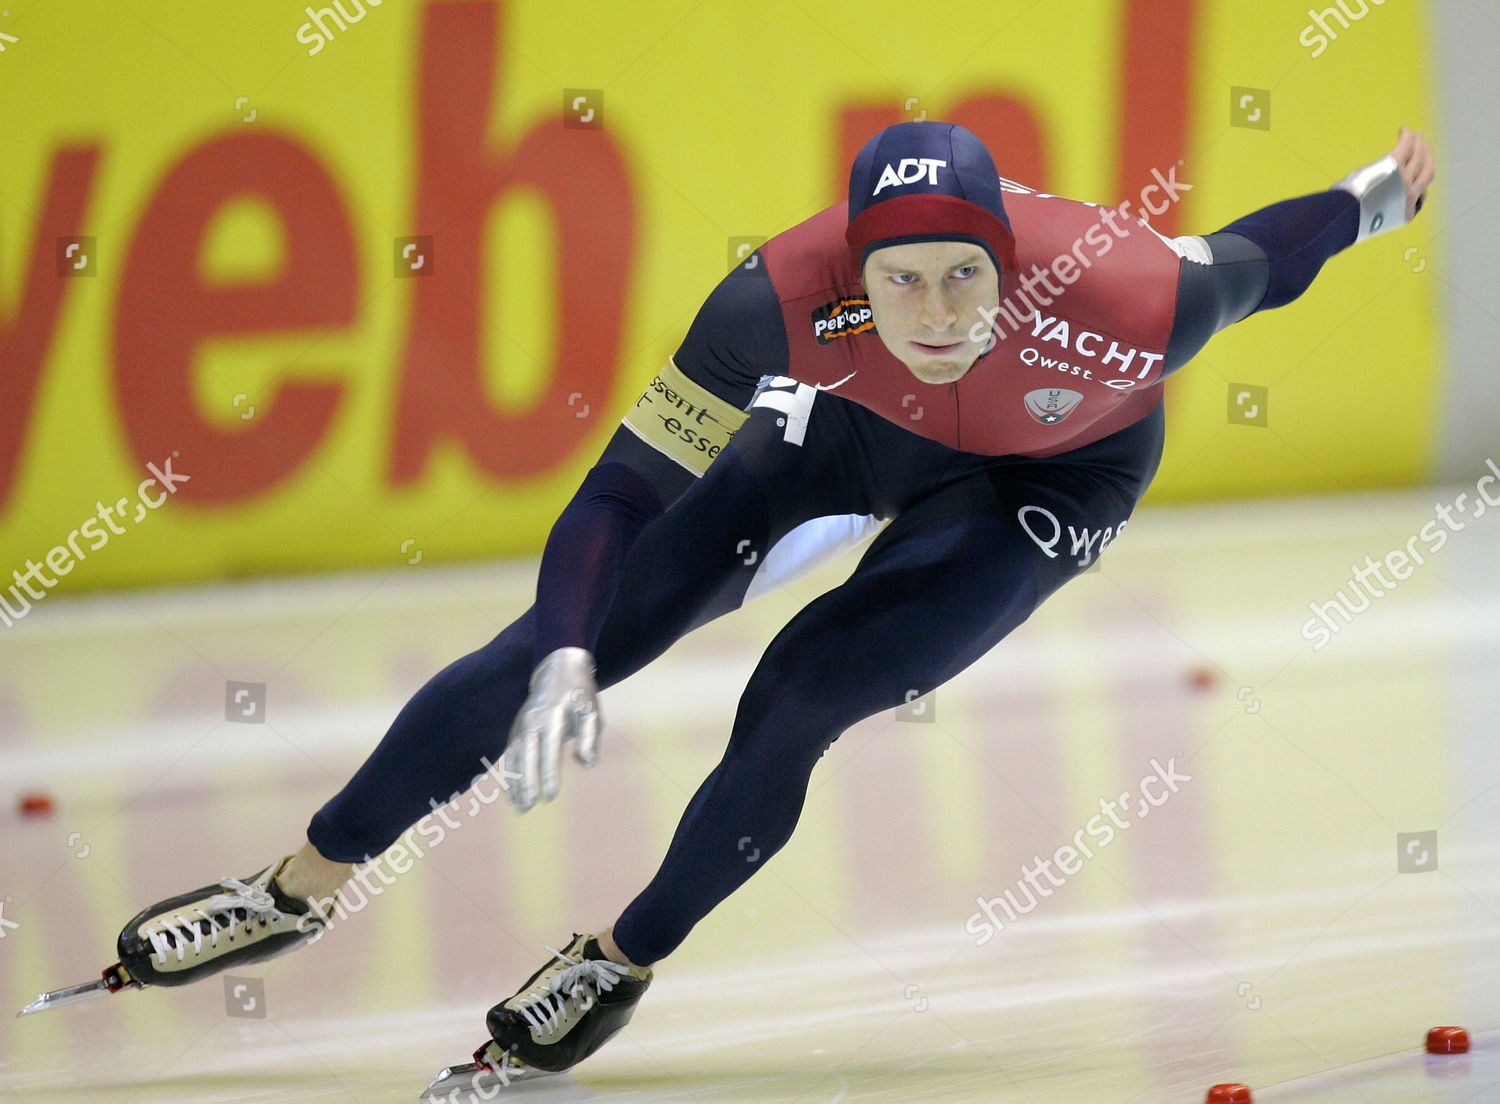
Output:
[[503, 647, 601, 812], [1335, 154, 1411, 243]]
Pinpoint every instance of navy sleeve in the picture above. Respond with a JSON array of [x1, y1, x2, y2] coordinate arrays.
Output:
[[1217, 190, 1359, 310], [672, 255, 790, 408], [532, 258, 786, 657], [1162, 190, 1360, 376]]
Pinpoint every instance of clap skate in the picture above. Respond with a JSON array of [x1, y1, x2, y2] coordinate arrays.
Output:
[[420, 1040, 565, 1101], [18, 856, 322, 1016], [423, 932, 651, 1098]]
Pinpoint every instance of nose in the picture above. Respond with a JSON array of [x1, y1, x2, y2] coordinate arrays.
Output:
[[918, 283, 959, 332]]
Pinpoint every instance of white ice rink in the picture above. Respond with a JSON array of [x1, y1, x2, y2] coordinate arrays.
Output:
[[4, 486, 1500, 1103]]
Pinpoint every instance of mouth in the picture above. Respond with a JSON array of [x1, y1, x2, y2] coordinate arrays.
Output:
[[910, 339, 965, 356]]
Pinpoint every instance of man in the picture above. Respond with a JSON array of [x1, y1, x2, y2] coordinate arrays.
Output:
[[80, 120, 1432, 1077]]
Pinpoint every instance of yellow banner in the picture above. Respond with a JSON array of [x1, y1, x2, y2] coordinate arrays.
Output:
[[0, 0, 1439, 591]]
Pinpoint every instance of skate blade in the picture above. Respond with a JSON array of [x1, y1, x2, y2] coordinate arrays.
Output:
[[421, 1042, 574, 1102], [17, 965, 136, 1017]]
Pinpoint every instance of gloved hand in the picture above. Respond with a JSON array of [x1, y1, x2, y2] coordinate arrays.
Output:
[[1336, 126, 1434, 241], [503, 647, 602, 812]]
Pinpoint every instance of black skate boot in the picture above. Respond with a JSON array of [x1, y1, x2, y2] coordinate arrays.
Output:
[[485, 933, 653, 1073], [116, 856, 324, 987], [18, 857, 329, 1016]]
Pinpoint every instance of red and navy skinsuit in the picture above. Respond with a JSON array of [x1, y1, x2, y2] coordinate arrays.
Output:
[[760, 187, 1178, 457], [311, 178, 1360, 966]]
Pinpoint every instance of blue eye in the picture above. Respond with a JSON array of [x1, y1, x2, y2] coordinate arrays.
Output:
[[892, 273, 918, 285], [953, 265, 977, 279]]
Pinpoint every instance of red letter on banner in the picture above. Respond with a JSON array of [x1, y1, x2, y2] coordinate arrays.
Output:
[[1116, 0, 1196, 238], [0, 147, 101, 512], [392, 0, 636, 484], [115, 131, 356, 502]]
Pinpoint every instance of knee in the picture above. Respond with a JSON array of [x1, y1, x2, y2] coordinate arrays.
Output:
[[307, 804, 385, 865], [729, 639, 853, 763]]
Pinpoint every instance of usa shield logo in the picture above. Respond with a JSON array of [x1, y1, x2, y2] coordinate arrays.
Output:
[[1024, 388, 1083, 425]]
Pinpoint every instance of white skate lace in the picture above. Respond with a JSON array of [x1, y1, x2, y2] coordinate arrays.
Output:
[[146, 877, 285, 964], [513, 945, 632, 1037]]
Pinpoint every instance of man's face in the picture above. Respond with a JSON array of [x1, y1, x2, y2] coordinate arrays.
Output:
[[862, 241, 1002, 385]]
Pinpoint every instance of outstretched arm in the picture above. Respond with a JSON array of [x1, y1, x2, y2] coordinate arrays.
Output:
[[504, 260, 786, 810], [532, 261, 786, 660], [1162, 128, 1435, 374]]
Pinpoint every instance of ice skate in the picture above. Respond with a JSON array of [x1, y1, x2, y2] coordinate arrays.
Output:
[[423, 932, 650, 1096], [18, 856, 323, 1015], [420, 1040, 564, 1101], [486, 932, 653, 1072]]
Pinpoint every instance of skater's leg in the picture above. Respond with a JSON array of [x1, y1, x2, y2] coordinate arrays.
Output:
[[591, 397, 882, 687], [111, 608, 567, 987], [274, 840, 356, 904], [307, 609, 543, 862], [477, 411, 1159, 1070], [306, 404, 868, 863], [610, 426, 1159, 965]]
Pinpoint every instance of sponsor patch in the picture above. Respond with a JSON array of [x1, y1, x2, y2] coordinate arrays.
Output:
[[622, 357, 748, 474], [749, 375, 817, 446], [872, 157, 948, 195], [811, 297, 875, 345], [1024, 387, 1083, 425]]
